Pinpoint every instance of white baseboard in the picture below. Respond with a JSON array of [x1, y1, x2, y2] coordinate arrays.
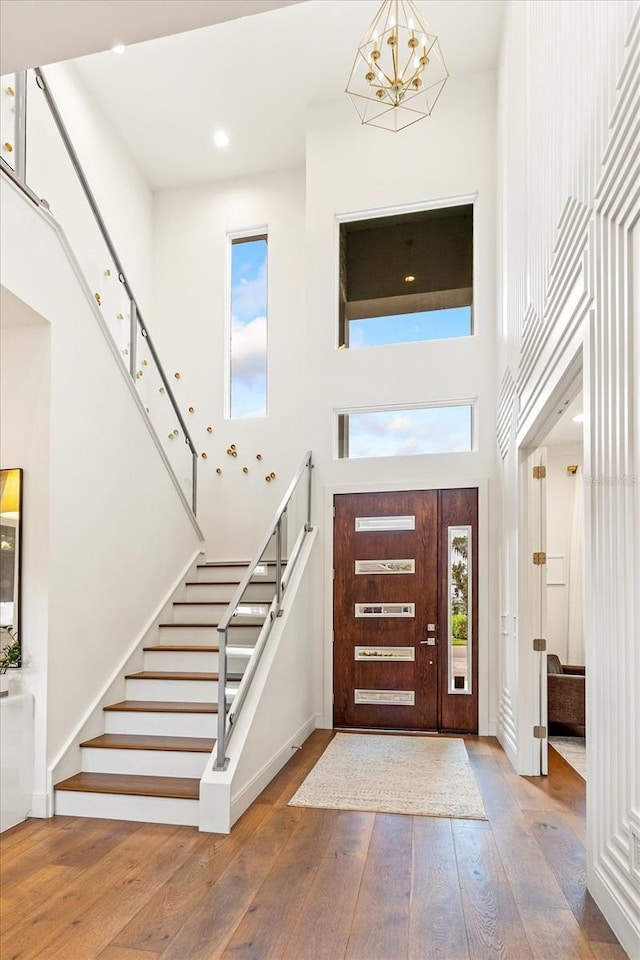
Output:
[[589, 862, 640, 959], [30, 790, 53, 819], [230, 714, 319, 828]]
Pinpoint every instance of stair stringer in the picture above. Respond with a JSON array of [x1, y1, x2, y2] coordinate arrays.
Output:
[[199, 528, 320, 834]]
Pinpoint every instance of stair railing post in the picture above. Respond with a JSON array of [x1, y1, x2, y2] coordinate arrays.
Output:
[[14, 71, 27, 183], [191, 449, 198, 515], [215, 626, 228, 769], [305, 455, 313, 532], [275, 518, 283, 616], [129, 299, 137, 379]]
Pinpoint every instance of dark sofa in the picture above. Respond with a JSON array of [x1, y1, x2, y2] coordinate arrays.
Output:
[[547, 653, 585, 734]]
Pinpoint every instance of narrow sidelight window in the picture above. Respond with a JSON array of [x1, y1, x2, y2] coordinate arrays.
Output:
[[229, 234, 267, 418]]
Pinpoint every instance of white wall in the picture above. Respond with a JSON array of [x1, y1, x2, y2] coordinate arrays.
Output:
[[545, 445, 583, 663], [25, 61, 154, 318], [151, 69, 500, 732], [1, 177, 203, 812], [152, 166, 307, 561], [0, 290, 51, 808], [497, 2, 640, 953], [305, 72, 499, 733]]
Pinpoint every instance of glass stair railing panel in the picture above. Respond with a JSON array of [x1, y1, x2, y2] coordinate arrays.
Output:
[[134, 324, 195, 506], [0, 68, 199, 514]]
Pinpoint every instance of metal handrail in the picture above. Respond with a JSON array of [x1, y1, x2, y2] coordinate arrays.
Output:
[[214, 451, 313, 769], [2, 67, 198, 513]]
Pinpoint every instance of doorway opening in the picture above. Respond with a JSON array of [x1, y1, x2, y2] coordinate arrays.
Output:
[[521, 385, 586, 780], [332, 488, 479, 734]]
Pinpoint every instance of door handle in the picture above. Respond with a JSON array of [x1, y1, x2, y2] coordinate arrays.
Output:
[[421, 637, 437, 646]]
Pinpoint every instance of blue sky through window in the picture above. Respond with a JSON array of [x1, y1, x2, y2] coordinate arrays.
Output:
[[344, 405, 473, 459], [230, 237, 267, 418], [349, 306, 471, 348]]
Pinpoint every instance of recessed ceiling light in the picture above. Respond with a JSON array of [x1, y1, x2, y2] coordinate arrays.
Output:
[[404, 274, 416, 283], [572, 413, 585, 423], [111, 44, 126, 55], [213, 129, 230, 149]]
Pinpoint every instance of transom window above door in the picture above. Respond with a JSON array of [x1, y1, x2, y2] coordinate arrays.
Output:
[[338, 204, 473, 349]]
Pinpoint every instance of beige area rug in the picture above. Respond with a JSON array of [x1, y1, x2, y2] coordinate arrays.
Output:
[[289, 733, 487, 820], [549, 736, 587, 780]]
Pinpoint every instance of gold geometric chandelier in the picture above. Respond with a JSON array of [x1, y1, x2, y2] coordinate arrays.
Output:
[[346, 0, 449, 132]]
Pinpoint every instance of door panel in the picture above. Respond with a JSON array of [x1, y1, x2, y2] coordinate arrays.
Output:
[[333, 489, 478, 733]]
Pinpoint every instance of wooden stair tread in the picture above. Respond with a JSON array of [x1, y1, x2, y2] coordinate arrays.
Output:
[[159, 621, 264, 628], [103, 700, 218, 714], [125, 671, 242, 681], [143, 644, 220, 652], [173, 601, 249, 607], [79, 734, 215, 752], [55, 772, 200, 800], [185, 579, 276, 586], [197, 561, 252, 568]]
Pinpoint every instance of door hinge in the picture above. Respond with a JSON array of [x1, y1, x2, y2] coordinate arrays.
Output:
[[333, 506, 336, 518], [533, 725, 547, 739], [533, 465, 546, 479], [533, 638, 547, 652], [332, 568, 336, 579], [532, 551, 547, 565]]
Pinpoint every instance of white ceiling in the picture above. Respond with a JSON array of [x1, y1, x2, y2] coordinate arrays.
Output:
[[0, 0, 303, 74], [544, 392, 584, 448], [69, 0, 507, 190]]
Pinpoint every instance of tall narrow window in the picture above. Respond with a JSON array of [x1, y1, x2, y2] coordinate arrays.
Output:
[[229, 235, 267, 418]]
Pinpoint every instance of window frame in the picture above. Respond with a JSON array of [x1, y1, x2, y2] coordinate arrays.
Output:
[[335, 399, 477, 461], [335, 196, 477, 351]]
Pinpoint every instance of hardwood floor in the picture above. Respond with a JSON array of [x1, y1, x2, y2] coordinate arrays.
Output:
[[0, 733, 627, 960]]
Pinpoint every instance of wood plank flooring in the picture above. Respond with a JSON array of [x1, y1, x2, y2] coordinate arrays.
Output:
[[0, 733, 627, 960]]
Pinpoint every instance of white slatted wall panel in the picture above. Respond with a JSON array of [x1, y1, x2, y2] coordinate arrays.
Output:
[[498, 1, 640, 950]]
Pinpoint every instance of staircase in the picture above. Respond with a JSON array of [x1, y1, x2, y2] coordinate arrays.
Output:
[[54, 561, 275, 827]]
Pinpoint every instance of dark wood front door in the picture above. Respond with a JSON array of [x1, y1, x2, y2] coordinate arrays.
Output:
[[333, 489, 478, 733]]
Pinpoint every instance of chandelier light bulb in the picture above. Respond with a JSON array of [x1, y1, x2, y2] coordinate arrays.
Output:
[[345, 0, 449, 132]]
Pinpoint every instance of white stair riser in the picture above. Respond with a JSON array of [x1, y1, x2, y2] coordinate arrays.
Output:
[[196, 564, 276, 583], [125, 678, 219, 701], [105, 710, 217, 738], [156, 626, 261, 646], [171, 605, 268, 625], [81, 747, 209, 778], [55, 790, 199, 826], [170, 606, 226, 625], [159, 625, 262, 643], [143, 650, 251, 672], [184, 583, 275, 602], [144, 650, 218, 672]]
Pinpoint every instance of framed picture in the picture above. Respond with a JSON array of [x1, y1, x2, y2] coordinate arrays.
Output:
[[0, 468, 22, 667]]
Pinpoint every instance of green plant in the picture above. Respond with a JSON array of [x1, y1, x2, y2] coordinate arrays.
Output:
[[452, 613, 468, 642], [0, 627, 20, 674]]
